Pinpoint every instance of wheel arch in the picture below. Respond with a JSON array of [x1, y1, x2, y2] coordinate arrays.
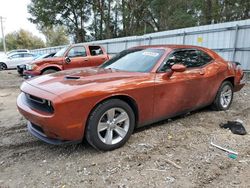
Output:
[[211, 79, 234, 111], [41, 65, 62, 74], [85, 94, 139, 134], [223, 76, 235, 87]]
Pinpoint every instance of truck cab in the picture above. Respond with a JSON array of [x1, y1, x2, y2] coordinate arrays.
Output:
[[24, 44, 109, 77]]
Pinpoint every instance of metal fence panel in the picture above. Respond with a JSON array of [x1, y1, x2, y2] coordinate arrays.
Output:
[[31, 19, 250, 70]]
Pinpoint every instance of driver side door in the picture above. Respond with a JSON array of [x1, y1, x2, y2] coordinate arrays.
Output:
[[7, 54, 23, 68], [63, 46, 91, 69], [153, 49, 210, 120]]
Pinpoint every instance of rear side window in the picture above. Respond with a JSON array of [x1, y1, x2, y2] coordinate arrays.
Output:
[[10, 54, 22, 59], [159, 49, 213, 71], [23, 53, 34, 57], [68, 46, 86, 57], [89, 46, 104, 56], [198, 50, 213, 65]]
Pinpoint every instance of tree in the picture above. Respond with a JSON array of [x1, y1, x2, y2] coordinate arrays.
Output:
[[145, 0, 198, 31], [41, 26, 69, 47], [28, 0, 250, 43], [28, 0, 91, 43], [194, 0, 250, 25], [119, 0, 154, 35], [89, 0, 122, 40], [5, 29, 45, 50], [0, 38, 3, 51]]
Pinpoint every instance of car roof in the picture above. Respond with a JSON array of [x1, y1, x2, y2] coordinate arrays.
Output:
[[130, 44, 220, 60], [7, 49, 29, 54], [9, 52, 33, 55], [70, 44, 103, 47], [132, 44, 211, 51]]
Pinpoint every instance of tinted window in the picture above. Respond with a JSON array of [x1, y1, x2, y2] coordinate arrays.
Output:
[[68, 46, 86, 57], [89, 46, 103, 56], [198, 50, 213, 64], [100, 48, 165, 72], [159, 49, 213, 71]]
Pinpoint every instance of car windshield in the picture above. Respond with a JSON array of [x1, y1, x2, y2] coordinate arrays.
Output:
[[54, 47, 68, 57], [35, 54, 50, 60], [100, 48, 165, 72]]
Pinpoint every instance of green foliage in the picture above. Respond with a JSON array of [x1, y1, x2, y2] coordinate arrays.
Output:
[[28, 0, 250, 43], [41, 26, 69, 47], [5, 29, 45, 51], [0, 38, 3, 51], [28, 0, 90, 43]]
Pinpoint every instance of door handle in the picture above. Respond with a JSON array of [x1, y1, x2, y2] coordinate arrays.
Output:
[[84, 59, 88, 62], [199, 69, 205, 75]]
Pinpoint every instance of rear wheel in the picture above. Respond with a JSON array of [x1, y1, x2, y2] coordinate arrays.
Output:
[[42, 69, 58, 75], [0, 62, 7, 70], [86, 99, 135, 151], [212, 81, 233, 111]]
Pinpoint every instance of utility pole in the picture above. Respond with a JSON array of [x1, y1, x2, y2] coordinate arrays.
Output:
[[0, 16, 6, 53]]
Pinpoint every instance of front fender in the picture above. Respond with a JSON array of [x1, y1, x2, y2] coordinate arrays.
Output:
[[38, 64, 63, 72]]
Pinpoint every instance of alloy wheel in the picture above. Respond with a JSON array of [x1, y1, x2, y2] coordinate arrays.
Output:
[[220, 85, 233, 108], [97, 107, 130, 145]]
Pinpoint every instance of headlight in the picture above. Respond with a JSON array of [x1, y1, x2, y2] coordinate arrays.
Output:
[[26, 64, 37, 70]]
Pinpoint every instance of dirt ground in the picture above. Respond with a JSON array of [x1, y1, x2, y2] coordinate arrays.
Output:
[[0, 70, 249, 188]]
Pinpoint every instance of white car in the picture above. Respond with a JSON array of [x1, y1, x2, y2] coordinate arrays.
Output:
[[0, 52, 35, 70], [6, 49, 30, 56]]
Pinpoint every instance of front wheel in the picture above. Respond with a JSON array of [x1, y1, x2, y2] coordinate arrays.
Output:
[[85, 99, 135, 151], [0, 62, 7, 70], [42, 69, 58, 75], [212, 81, 233, 111]]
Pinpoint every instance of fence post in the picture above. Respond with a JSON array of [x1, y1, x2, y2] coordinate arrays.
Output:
[[182, 31, 186, 44], [148, 36, 152, 45], [232, 24, 239, 61], [125, 40, 128, 49], [138, 37, 141, 46], [106, 42, 109, 54]]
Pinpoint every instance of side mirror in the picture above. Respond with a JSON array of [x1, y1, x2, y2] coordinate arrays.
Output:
[[65, 56, 71, 64], [171, 64, 186, 72]]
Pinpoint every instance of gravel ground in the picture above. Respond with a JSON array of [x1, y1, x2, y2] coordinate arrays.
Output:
[[0, 70, 249, 188]]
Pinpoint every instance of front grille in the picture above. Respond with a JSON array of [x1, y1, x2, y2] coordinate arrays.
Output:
[[24, 93, 54, 114], [31, 123, 44, 134]]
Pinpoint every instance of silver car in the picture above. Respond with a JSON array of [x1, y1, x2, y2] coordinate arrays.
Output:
[[0, 52, 35, 70]]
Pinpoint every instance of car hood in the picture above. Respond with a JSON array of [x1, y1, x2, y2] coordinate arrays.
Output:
[[25, 67, 150, 97], [29, 57, 63, 65]]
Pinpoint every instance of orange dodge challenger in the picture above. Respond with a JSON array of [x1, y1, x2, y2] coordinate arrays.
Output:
[[17, 45, 245, 150]]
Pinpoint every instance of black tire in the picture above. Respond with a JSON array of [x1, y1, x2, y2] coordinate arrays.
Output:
[[85, 99, 135, 151], [0, 62, 7, 70], [212, 81, 233, 111], [42, 69, 57, 75]]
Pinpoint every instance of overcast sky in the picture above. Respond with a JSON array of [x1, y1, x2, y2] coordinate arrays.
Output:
[[0, 0, 45, 40]]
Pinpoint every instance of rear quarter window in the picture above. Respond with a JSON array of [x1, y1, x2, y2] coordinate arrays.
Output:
[[89, 46, 104, 56]]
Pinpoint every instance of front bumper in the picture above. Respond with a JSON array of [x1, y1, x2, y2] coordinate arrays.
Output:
[[17, 84, 85, 143], [28, 122, 81, 145], [23, 70, 41, 79], [17, 65, 25, 75]]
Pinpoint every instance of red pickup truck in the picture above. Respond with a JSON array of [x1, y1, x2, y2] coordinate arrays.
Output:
[[24, 44, 109, 77]]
